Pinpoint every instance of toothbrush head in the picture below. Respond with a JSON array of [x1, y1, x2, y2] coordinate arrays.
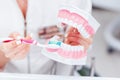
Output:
[[48, 41, 62, 46], [46, 40, 62, 52]]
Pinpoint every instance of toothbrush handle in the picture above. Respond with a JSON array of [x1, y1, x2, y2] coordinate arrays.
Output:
[[20, 39, 49, 48], [36, 43, 48, 48], [0, 38, 14, 43]]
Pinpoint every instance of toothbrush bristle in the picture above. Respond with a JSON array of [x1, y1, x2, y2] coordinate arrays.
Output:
[[48, 41, 61, 46]]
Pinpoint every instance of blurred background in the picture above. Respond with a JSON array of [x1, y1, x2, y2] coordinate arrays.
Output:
[[78, 0, 120, 77]]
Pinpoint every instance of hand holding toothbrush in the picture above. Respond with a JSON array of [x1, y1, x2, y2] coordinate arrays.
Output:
[[0, 32, 32, 60]]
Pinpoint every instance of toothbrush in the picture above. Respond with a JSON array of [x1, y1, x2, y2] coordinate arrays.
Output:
[[0, 38, 61, 49], [20, 39, 61, 49], [0, 38, 14, 43]]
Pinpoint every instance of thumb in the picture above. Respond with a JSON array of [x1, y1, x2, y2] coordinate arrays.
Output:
[[9, 32, 20, 39], [25, 33, 33, 40]]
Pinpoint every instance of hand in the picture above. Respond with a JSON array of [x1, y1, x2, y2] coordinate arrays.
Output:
[[38, 25, 64, 39], [0, 32, 32, 60], [64, 27, 92, 50]]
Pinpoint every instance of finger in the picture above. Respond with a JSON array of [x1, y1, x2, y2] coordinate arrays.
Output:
[[25, 34, 32, 40], [6, 44, 29, 58], [12, 47, 29, 60], [13, 44, 30, 55], [9, 32, 20, 39], [2, 41, 18, 51]]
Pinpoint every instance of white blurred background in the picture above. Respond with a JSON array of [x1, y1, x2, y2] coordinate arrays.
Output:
[[84, 0, 120, 77]]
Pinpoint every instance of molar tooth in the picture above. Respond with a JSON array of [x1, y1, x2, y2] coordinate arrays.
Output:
[[80, 46, 84, 51], [77, 46, 80, 51], [72, 46, 75, 52], [75, 47, 77, 51]]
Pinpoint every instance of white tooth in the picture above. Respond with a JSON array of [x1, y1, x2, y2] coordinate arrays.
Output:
[[59, 18, 62, 21], [84, 33, 88, 38], [73, 23, 77, 28], [77, 25, 82, 32], [64, 18, 68, 23], [79, 25, 82, 29], [71, 46, 74, 52], [83, 29, 86, 35], [74, 46, 76, 51], [73, 23, 75, 27], [83, 33, 87, 38], [78, 25, 83, 32], [58, 18, 61, 21], [85, 32, 90, 38], [77, 46, 79, 51], [62, 18, 64, 22], [81, 26, 84, 31], [86, 34, 90, 38], [73, 46, 75, 51], [75, 23, 78, 28], [68, 45, 71, 51], [82, 30, 90, 38], [68, 20, 70, 25], [68, 45, 70, 51], [77, 47, 79, 51], [79, 46, 83, 51], [78, 47, 80, 51], [61, 18, 64, 22], [69, 20, 73, 26], [64, 44, 67, 50]]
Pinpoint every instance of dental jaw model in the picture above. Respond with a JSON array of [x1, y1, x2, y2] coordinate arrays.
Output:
[[42, 5, 100, 65]]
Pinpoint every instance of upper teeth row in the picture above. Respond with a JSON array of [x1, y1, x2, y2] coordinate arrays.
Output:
[[58, 18, 90, 38]]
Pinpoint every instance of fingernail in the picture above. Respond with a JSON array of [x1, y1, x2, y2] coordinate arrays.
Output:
[[16, 40, 21, 45], [16, 36, 23, 40]]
